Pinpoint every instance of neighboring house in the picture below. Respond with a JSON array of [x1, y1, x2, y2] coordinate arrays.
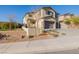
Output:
[[59, 13, 74, 22], [22, 7, 59, 37], [59, 13, 74, 29]]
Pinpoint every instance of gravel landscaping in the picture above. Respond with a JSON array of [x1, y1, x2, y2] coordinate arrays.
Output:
[[0, 29, 61, 43]]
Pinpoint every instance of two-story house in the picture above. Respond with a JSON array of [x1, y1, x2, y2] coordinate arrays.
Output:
[[22, 7, 59, 37]]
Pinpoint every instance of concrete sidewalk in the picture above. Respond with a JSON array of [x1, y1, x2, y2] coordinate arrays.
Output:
[[0, 29, 79, 53]]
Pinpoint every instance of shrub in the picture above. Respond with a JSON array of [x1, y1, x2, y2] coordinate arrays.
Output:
[[0, 22, 22, 31], [0, 23, 9, 30], [64, 17, 79, 25], [64, 18, 71, 25], [71, 17, 79, 25]]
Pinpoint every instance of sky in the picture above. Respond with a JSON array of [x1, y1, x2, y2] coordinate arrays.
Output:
[[0, 5, 79, 23]]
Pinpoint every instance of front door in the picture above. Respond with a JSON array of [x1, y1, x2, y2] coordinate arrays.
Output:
[[44, 21, 54, 29]]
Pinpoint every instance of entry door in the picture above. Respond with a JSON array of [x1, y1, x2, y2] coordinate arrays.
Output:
[[44, 21, 53, 29]]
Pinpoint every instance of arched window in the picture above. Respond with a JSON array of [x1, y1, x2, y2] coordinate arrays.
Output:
[[46, 11, 53, 15]]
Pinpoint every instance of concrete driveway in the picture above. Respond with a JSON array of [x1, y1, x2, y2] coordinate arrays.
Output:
[[0, 29, 79, 53]]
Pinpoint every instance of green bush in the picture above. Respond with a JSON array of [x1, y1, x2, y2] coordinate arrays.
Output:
[[64, 18, 71, 25], [0, 23, 9, 30], [71, 17, 79, 24], [64, 17, 79, 25], [0, 22, 21, 31], [11, 23, 17, 29]]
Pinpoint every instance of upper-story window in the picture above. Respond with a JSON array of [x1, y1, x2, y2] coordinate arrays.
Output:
[[46, 11, 53, 15]]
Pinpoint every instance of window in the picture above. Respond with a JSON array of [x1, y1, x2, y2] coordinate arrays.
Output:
[[46, 11, 53, 15]]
